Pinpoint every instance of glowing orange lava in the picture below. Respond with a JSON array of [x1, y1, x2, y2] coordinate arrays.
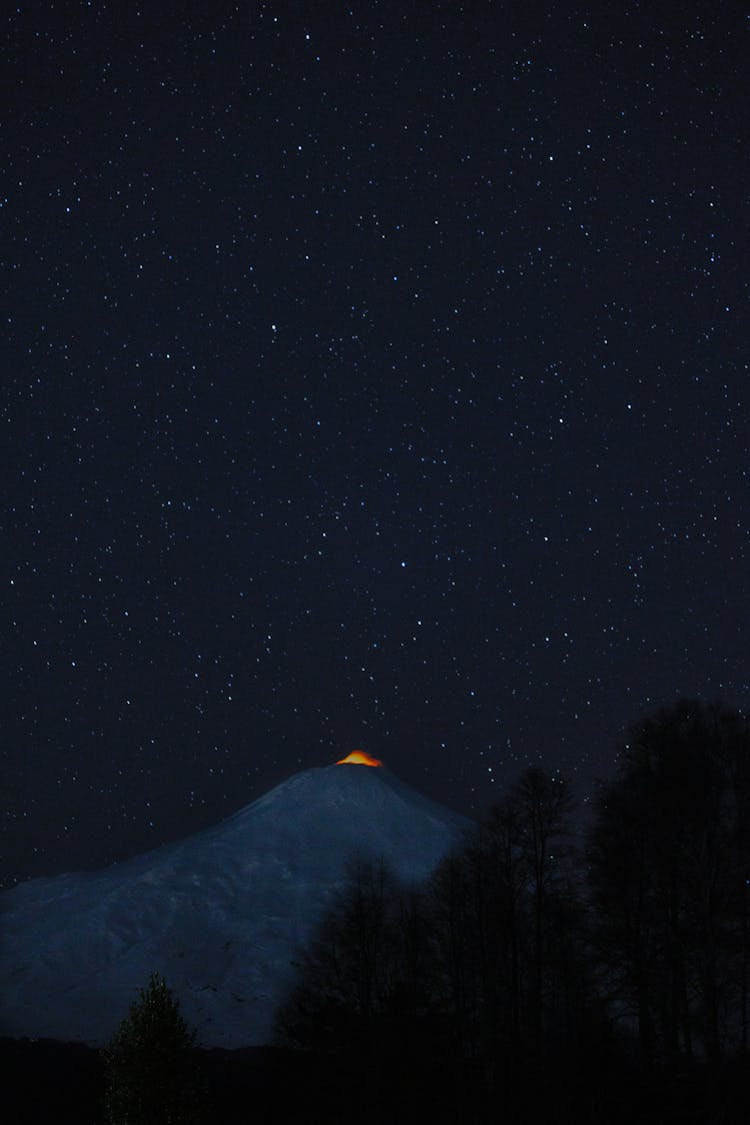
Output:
[[336, 750, 383, 767]]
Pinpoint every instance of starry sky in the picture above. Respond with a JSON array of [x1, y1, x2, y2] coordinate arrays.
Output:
[[3, 1, 748, 887]]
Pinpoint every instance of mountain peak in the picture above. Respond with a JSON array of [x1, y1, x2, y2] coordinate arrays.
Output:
[[335, 749, 383, 767]]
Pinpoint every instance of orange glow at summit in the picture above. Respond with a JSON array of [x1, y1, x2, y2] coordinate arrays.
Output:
[[336, 750, 383, 767]]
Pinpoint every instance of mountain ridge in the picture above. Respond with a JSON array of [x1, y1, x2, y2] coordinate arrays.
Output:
[[1, 761, 470, 1047]]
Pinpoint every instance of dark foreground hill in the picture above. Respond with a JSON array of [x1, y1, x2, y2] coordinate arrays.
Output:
[[4, 1035, 748, 1125]]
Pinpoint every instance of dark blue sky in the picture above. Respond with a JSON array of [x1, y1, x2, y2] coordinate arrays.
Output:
[[3, 1, 748, 886]]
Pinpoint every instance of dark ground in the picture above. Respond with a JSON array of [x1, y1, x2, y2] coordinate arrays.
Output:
[[3, 1035, 749, 1124]]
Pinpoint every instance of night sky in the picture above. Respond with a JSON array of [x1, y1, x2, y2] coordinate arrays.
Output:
[[3, 2, 748, 888]]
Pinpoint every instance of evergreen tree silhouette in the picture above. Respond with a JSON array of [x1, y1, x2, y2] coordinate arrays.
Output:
[[102, 972, 208, 1125]]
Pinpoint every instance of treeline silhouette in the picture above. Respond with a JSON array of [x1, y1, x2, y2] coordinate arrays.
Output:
[[275, 699, 750, 1123]]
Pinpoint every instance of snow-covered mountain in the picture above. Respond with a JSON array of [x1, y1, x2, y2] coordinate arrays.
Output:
[[1, 760, 469, 1048]]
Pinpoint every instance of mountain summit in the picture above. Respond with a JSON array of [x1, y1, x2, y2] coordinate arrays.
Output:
[[1, 760, 469, 1047]]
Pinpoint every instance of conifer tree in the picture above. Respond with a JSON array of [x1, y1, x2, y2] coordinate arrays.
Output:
[[102, 972, 207, 1125]]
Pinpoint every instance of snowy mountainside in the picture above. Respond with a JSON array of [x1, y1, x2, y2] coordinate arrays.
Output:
[[1, 762, 469, 1048]]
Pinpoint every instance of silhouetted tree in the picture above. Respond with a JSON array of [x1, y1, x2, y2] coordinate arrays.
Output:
[[723, 708, 750, 1056], [275, 856, 400, 1054], [588, 699, 750, 1066], [429, 767, 585, 1093], [512, 766, 575, 1051], [102, 972, 207, 1125], [588, 759, 659, 1069], [275, 856, 444, 1122], [430, 795, 528, 1069]]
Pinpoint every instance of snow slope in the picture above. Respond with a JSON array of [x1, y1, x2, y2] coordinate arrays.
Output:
[[1, 762, 469, 1047]]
